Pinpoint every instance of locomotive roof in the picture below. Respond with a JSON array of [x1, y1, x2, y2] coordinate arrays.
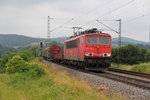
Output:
[[65, 28, 111, 42], [65, 33, 111, 42]]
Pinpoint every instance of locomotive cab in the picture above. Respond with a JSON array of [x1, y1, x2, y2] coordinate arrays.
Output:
[[84, 33, 112, 71]]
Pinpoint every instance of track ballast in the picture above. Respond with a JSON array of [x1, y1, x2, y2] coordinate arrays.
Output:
[[43, 59, 150, 90]]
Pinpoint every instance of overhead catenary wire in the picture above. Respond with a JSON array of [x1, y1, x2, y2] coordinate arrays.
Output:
[[123, 12, 150, 23], [73, 0, 114, 19], [103, 1, 150, 28], [97, 0, 135, 19], [50, 0, 149, 33], [50, 18, 74, 32], [49, 0, 115, 33], [112, 1, 150, 19], [96, 19, 119, 33], [81, 0, 135, 28], [111, 11, 150, 27], [49, 0, 150, 39]]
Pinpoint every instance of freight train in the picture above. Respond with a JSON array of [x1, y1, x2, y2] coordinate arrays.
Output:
[[42, 28, 112, 71]]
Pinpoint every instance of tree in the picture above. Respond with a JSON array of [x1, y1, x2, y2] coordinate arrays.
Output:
[[138, 48, 147, 62], [6, 55, 29, 73], [145, 50, 150, 62], [0, 52, 16, 68], [112, 44, 148, 64], [18, 50, 34, 61]]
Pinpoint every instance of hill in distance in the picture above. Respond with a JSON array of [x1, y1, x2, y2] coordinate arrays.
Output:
[[0, 34, 67, 47], [112, 37, 148, 47], [0, 34, 148, 48]]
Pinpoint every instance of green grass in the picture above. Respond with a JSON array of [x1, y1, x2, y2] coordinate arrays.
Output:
[[0, 73, 99, 100], [0, 59, 126, 100], [131, 63, 150, 73], [111, 62, 150, 74]]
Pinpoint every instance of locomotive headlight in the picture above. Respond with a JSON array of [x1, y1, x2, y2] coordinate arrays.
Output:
[[85, 53, 93, 56], [107, 53, 111, 57], [103, 53, 111, 57]]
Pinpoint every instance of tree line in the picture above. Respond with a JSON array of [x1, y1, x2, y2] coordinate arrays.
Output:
[[112, 44, 150, 64]]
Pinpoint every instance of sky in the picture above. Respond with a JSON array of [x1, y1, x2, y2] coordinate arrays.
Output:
[[0, 0, 150, 42]]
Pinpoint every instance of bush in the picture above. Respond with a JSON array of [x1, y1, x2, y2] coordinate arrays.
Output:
[[6, 55, 29, 73], [121, 44, 139, 64], [138, 48, 147, 62], [0, 53, 16, 73], [25, 64, 45, 78], [0, 47, 45, 79], [5, 55, 45, 78], [112, 44, 150, 65], [131, 64, 150, 73], [0, 52, 16, 67], [28, 46, 38, 57], [145, 51, 150, 62], [18, 50, 34, 61]]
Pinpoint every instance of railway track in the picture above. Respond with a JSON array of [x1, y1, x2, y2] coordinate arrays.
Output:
[[91, 72, 150, 90], [108, 68, 150, 78], [43, 60, 150, 90]]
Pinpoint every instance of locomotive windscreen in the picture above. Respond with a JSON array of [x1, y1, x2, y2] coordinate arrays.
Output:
[[86, 37, 110, 45]]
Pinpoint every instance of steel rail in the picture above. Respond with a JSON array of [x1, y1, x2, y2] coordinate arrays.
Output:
[[109, 68, 150, 78]]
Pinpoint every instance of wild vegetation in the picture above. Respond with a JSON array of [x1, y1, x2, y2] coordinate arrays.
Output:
[[111, 63, 150, 74], [112, 44, 150, 73], [0, 44, 16, 58], [0, 47, 125, 100], [112, 44, 150, 65], [0, 41, 149, 100]]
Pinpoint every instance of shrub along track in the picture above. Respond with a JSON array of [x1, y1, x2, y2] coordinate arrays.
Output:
[[43, 59, 150, 91]]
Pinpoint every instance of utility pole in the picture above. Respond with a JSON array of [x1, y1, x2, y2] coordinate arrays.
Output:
[[116, 19, 121, 66], [47, 16, 50, 61], [149, 25, 150, 49], [47, 16, 50, 42]]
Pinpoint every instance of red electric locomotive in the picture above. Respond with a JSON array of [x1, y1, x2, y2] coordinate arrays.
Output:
[[63, 28, 112, 71]]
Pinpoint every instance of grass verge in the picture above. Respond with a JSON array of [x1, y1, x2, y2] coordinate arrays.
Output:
[[111, 63, 150, 74], [0, 58, 127, 100]]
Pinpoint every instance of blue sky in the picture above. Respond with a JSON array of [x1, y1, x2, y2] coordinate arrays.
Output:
[[0, 0, 150, 42]]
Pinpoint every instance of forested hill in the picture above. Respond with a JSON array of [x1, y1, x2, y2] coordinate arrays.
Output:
[[112, 37, 148, 47], [0, 34, 67, 47], [0, 34, 149, 48], [0, 34, 45, 47]]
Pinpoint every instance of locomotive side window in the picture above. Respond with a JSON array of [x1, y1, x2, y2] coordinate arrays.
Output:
[[66, 39, 77, 48], [86, 37, 110, 45], [80, 37, 84, 45]]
